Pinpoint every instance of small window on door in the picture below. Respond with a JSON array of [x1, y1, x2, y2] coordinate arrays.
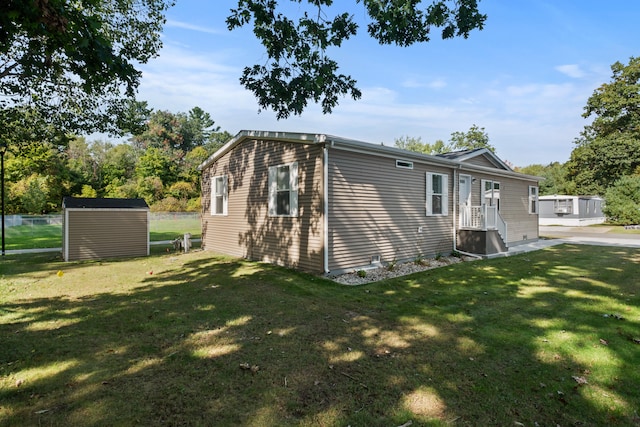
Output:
[[482, 179, 500, 210]]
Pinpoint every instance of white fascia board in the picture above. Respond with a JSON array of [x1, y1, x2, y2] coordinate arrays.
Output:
[[197, 130, 329, 171], [197, 129, 540, 183]]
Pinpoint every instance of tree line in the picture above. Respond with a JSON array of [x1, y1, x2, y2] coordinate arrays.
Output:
[[3, 106, 231, 214]]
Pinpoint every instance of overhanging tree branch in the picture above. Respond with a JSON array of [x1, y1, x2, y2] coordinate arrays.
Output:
[[228, 0, 486, 119]]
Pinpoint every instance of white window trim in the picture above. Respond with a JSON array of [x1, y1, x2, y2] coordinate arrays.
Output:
[[528, 186, 539, 214], [481, 179, 501, 209], [211, 175, 228, 216], [553, 198, 574, 214], [426, 172, 448, 216], [268, 162, 299, 217]]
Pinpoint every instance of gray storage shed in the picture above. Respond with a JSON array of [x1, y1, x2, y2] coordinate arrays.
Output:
[[62, 197, 150, 261]]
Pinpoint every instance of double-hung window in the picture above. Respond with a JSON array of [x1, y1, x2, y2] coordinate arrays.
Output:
[[211, 175, 228, 215], [528, 186, 539, 214], [426, 172, 448, 216], [268, 162, 299, 217]]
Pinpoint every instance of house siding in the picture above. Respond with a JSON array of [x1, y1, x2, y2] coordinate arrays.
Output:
[[578, 198, 604, 219], [463, 155, 500, 169], [327, 149, 453, 273], [201, 138, 325, 273], [65, 209, 148, 261], [468, 172, 539, 245]]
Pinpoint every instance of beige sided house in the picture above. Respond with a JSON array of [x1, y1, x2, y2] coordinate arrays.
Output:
[[62, 197, 150, 261], [199, 131, 541, 275]]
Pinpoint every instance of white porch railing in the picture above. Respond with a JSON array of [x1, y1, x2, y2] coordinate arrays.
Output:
[[460, 205, 508, 242]]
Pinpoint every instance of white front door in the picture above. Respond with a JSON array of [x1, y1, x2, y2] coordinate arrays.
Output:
[[459, 175, 472, 227]]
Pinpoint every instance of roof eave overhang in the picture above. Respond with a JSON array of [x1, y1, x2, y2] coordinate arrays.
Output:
[[197, 130, 329, 171], [198, 129, 541, 182]]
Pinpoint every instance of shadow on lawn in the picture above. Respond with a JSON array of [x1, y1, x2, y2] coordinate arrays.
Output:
[[1, 245, 639, 426]]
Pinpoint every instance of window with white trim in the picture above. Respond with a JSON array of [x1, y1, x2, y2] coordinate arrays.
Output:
[[528, 186, 539, 214], [268, 162, 298, 217], [426, 172, 448, 216], [211, 175, 228, 215], [553, 198, 573, 214], [482, 179, 500, 210]]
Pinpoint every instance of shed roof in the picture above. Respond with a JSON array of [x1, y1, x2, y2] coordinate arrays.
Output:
[[62, 197, 149, 209]]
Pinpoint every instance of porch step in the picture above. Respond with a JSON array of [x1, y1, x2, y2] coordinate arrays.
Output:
[[457, 229, 507, 255]]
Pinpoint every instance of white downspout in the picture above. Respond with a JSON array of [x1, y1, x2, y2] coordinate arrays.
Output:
[[323, 146, 329, 274], [453, 168, 457, 253]]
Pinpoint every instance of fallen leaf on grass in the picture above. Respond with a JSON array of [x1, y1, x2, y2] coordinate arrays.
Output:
[[556, 390, 568, 405], [239, 363, 260, 374], [603, 313, 626, 320], [572, 376, 588, 385]]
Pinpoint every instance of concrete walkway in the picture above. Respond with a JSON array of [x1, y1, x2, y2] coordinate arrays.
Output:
[[495, 226, 640, 258]]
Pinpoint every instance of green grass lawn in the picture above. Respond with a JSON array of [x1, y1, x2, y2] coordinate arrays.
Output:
[[1, 245, 639, 426], [4, 218, 201, 250]]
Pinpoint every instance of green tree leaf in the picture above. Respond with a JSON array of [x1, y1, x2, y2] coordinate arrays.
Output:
[[0, 0, 172, 141], [228, 0, 485, 119], [448, 124, 494, 152], [603, 175, 640, 225]]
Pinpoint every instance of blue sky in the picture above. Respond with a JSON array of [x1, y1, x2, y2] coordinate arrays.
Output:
[[132, 0, 639, 167]]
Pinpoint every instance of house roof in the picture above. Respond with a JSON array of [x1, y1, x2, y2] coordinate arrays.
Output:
[[199, 130, 540, 182], [62, 197, 149, 209], [437, 148, 513, 171]]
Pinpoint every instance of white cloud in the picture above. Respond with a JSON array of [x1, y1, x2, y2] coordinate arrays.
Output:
[[130, 41, 601, 166], [556, 64, 586, 79], [165, 20, 223, 35], [402, 78, 447, 89]]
